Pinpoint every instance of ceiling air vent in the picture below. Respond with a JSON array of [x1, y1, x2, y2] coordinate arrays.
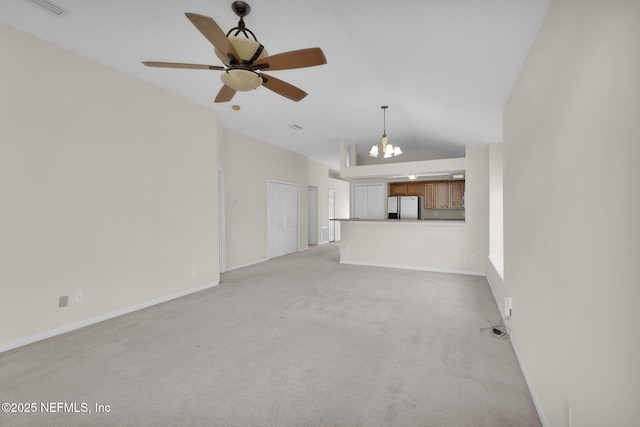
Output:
[[289, 124, 303, 131], [25, 0, 70, 17]]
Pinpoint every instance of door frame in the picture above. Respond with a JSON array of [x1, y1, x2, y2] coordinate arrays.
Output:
[[217, 165, 226, 273], [308, 186, 318, 245], [328, 189, 336, 242]]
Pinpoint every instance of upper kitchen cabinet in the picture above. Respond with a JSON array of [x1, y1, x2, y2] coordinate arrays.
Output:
[[391, 180, 465, 209], [450, 181, 465, 208], [435, 182, 450, 208], [423, 183, 435, 208], [407, 182, 423, 195], [389, 182, 423, 196], [389, 183, 408, 196]]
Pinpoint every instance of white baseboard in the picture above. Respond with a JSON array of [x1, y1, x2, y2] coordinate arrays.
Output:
[[339, 260, 485, 277], [225, 258, 269, 272], [508, 331, 549, 427], [485, 258, 547, 427], [0, 281, 219, 354]]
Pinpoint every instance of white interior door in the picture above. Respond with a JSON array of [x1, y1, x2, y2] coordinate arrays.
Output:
[[328, 190, 336, 242], [268, 181, 299, 258], [308, 186, 318, 245]]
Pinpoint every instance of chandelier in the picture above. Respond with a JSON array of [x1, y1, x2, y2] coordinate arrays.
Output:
[[369, 105, 402, 158]]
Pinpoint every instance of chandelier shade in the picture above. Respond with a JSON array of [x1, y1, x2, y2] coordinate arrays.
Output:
[[370, 106, 401, 158]]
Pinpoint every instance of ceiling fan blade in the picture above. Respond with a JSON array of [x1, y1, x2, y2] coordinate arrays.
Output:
[[260, 73, 307, 102], [215, 85, 237, 103], [142, 61, 224, 70], [253, 48, 327, 71], [185, 13, 240, 63]]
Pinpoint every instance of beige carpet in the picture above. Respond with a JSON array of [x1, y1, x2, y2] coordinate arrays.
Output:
[[0, 244, 540, 426]]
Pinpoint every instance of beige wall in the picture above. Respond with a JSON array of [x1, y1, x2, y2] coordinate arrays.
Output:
[[502, 0, 640, 425], [1, 23, 219, 348], [217, 128, 309, 270]]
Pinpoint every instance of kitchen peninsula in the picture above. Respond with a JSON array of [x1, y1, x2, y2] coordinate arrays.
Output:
[[336, 218, 484, 275], [337, 144, 489, 276]]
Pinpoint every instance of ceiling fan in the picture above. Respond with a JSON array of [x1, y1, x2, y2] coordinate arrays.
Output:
[[142, 1, 327, 103]]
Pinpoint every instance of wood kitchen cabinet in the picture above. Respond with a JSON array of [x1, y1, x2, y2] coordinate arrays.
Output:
[[450, 181, 465, 208], [423, 183, 435, 208], [389, 183, 408, 196], [435, 182, 450, 208], [407, 182, 423, 195], [390, 182, 427, 196], [391, 180, 465, 209]]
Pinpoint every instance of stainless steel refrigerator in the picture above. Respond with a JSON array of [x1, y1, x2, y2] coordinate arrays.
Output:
[[387, 196, 421, 219]]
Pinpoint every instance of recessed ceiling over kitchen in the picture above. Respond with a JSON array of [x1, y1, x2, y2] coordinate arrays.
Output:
[[0, 0, 550, 172]]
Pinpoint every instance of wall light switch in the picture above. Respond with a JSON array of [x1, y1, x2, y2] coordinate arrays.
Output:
[[74, 292, 83, 303], [191, 266, 197, 276]]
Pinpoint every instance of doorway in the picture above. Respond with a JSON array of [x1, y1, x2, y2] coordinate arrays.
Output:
[[308, 186, 318, 245]]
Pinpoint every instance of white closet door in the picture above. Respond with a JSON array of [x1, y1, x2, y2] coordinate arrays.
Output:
[[353, 185, 368, 219], [367, 185, 384, 219], [353, 184, 384, 219], [268, 181, 299, 258]]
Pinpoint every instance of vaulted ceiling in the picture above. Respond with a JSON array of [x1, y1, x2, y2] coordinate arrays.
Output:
[[1, 0, 550, 173]]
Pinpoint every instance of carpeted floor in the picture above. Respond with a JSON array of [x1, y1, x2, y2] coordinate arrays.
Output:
[[0, 243, 541, 426]]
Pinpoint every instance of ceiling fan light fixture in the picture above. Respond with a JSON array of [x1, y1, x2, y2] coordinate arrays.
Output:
[[221, 69, 263, 91], [143, 5, 326, 103]]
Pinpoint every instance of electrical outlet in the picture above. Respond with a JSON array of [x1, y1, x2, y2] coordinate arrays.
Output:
[[505, 297, 513, 317], [191, 266, 197, 276], [470, 254, 476, 261], [59, 296, 68, 308], [74, 292, 83, 303]]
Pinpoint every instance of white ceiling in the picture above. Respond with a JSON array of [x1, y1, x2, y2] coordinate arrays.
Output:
[[1, 0, 550, 173]]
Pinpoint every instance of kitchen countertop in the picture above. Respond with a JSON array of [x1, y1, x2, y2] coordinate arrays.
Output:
[[332, 218, 465, 224]]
